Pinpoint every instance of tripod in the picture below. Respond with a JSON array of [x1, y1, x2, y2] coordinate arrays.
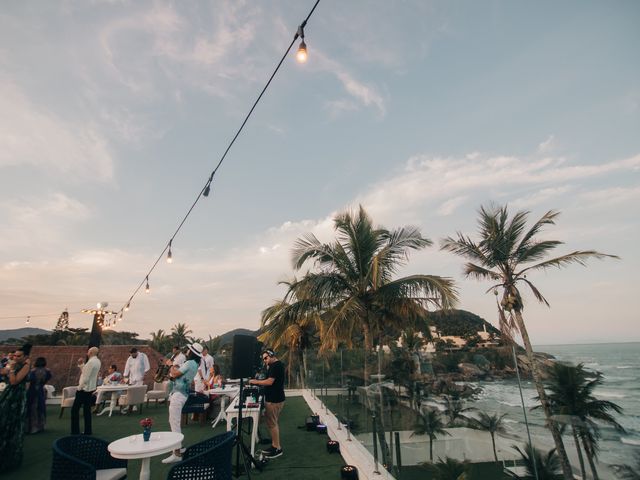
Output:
[[233, 378, 263, 478]]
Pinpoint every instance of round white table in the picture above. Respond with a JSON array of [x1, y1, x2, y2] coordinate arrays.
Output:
[[95, 384, 129, 417], [108, 431, 183, 480], [206, 386, 240, 428]]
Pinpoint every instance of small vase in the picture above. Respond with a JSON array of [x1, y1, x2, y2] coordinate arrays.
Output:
[[143, 427, 151, 442]]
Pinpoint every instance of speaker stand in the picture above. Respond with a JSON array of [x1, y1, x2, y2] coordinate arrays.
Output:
[[233, 378, 262, 478]]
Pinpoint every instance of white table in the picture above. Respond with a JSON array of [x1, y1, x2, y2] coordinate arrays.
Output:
[[95, 384, 129, 417], [109, 431, 183, 480], [226, 395, 262, 458], [207, 386, 240, 429]]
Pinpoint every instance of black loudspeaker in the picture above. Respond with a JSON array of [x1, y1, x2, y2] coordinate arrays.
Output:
[[231, 334, 260, 378]]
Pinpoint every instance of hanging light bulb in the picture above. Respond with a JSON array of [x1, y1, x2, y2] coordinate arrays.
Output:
[[26, 316, 31, 325], [167, 240, 173, 264], [145, 276, 150, 293], [295, 24, 307, 63], [296, 40, 307, 63], [124, 302, 130, 312], [118, 313, 123, 322], [203, 182, 211, 197]]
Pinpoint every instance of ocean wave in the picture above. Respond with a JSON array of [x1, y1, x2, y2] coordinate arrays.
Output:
[[598, 390, 627, 399], [616, 366, 634, 369], [621, 437, 640, 446]]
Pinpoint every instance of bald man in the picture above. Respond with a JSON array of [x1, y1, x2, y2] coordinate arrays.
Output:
[[71, 346, 101, 435]]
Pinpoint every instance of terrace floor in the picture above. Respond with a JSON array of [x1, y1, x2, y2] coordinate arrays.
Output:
[[0, 394, 345, 480]]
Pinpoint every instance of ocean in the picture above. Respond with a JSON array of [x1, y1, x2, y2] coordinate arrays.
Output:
[[471, 342, 640, 473]]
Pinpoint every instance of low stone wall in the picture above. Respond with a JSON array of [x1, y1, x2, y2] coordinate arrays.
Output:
[[4, 345, 165, 394]]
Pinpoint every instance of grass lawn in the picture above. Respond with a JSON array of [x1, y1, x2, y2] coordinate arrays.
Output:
[[1, 395, 346, 480]]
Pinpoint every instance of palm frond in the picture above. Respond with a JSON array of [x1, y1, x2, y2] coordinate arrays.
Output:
[[520, 250, 620, 275]]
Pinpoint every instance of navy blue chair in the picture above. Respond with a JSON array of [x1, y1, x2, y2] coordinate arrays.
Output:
[[51, 435, 127, 480], [167, 431, 235, 480], [181, 391, 210, 424]]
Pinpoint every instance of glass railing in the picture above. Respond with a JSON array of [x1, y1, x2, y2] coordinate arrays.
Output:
[[292, 344, 630, 480]]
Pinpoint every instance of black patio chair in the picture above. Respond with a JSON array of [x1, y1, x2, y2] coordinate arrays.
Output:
[[167, 431, 235, 480], [51, 435, 127, 480], [181, 391, 210, 424]]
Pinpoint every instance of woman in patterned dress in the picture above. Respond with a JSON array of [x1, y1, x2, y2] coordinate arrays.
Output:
[[0, 343, 32, 471]]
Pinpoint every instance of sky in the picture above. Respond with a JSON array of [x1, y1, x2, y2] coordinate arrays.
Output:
[[1, 0, 639, 345]]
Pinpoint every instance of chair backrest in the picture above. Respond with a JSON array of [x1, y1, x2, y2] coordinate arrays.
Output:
[[167, 431, 235, 480], [62, 386, 78, 400], [153, 381, 170, 393], [126, 385, 147, 404], [51, 435, 127, 479]]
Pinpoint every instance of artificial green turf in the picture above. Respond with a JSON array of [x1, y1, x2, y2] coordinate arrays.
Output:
[[2, 396, 346, 480]]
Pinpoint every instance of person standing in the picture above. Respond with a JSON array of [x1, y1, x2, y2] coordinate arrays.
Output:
[[71, 347, 100, 435], [26, 356, 52, 434], [249, 349, 285, 459], [170, 346, 186, 367], [0, 343, 32, 471], [195, 345, 214, 392], [162, 342, 202, 464], [123, 347, 150, 385]]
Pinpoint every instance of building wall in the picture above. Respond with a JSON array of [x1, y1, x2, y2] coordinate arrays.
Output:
[[4, 345, 165, 394]]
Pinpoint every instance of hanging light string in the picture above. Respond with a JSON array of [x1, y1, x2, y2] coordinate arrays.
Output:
[[0, 310, 83, 321], [114, 0, 321, 323]]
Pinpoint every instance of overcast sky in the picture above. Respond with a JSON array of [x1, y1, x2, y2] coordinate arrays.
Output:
[[1, 0, 638, 345]]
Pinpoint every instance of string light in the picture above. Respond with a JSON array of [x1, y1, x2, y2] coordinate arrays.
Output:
[[124, 302, 130, 312], [26, 316, 30, 325], [296, 25, 308, 63], [145, 276, 150, 293], [167, 240, 173, 264]]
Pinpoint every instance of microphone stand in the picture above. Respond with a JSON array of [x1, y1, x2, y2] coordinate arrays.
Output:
[[233, 377, 262, 478]]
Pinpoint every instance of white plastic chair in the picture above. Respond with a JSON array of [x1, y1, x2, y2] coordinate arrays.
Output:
[[59, 386, 78, 418], [117, 385, 147, 413], [145, 381, 169, 407]]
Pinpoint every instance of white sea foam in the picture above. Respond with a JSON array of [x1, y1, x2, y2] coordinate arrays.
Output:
[[616, 366, 634, 369], [598, 390, 627, 399], [621, 437, 640, 446]]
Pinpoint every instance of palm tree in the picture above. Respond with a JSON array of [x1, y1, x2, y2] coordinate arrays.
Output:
[[424, 457, 469, 480], [149, 329, 168, 353], [512, 443, 562, 480], [170, 323, 193, 347], [443, 396, 475, 427], [542, 362, 625, 480], [260, 279, 323, 388], [290, 205, 458, 381], [470, 412, 507, 462], [413, 407, 450, 462], [441, 205, 618, 479]]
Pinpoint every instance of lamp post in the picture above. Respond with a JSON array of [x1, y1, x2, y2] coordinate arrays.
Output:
[[82, 302, 116, 348]]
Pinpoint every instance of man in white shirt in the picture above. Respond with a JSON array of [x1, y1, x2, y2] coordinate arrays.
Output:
[[71, 346, 101, 435], [195, 346, 214, 392], [123, 347, 150, 385], [171, 345, 186, 367]]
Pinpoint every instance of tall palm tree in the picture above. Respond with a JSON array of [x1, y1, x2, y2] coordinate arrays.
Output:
[[512, 443, 562, 480], [170, 323, 193, 347], [470, 412, 507, 462], [290, 205, 458, 381], [260, 279, 323, 388], [441, 205, 618, 479], [413, 408, 450, 462], [443, 396, 475, 427], [543, 362, 625, 480]]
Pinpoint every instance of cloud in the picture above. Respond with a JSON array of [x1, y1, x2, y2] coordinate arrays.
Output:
[[0, 82, 114, 181], [537, 134, 556, 153]]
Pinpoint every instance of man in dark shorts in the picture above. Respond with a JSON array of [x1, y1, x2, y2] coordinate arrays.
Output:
[[249, 349, 285, 458]]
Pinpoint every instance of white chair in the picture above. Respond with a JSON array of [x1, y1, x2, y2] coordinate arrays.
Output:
[[146, 381, 169, 407], [59, 386, 78, 418], [117, 385, 147, 413]]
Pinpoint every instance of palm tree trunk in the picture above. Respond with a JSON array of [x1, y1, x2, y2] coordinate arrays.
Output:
[[571, 426, 587, 480], [363, 322, 371, 386], [491, 432, 498, 462], [582, 435, 599, 480], [429, 435, 434, 462], [513, 310, 574, 480]]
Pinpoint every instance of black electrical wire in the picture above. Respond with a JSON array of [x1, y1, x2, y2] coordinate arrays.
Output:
[[117, 0, 322, 318]]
